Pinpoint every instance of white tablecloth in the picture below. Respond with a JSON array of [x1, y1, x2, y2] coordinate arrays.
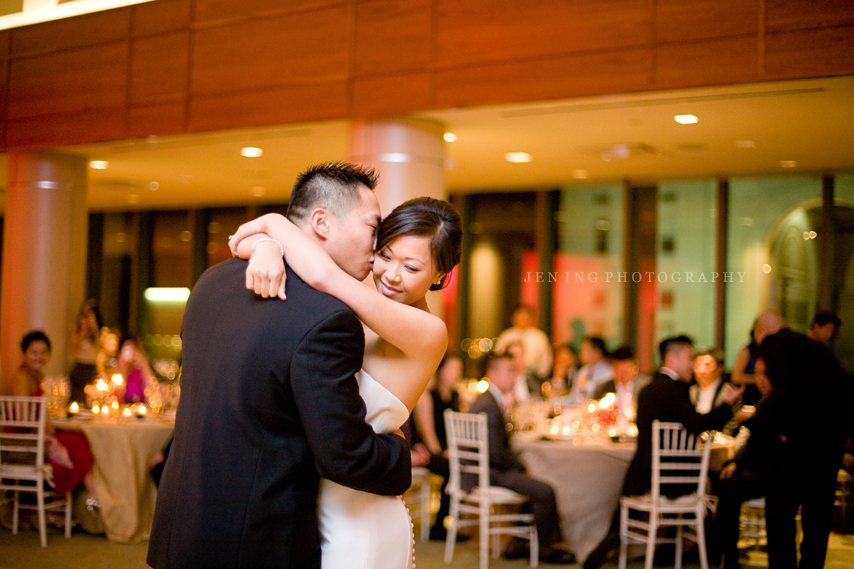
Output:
[[514, 433, 635, 562]]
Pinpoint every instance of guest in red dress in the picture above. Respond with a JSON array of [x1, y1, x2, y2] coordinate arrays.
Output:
[[8, 330, 95, 498]]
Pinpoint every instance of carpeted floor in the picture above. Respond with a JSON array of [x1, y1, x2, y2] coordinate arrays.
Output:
[[1, 524, 854, 569]]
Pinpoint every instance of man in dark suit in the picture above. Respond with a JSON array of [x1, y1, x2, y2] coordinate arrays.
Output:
[[468, 352, 575, 564], [591, 345, 650, 415], [584, 335, 742, 569], [147, 163, 411, 569], [623, 335, 742, 498], [755, 312, 850, 569]]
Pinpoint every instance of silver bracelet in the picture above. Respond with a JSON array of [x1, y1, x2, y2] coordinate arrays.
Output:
[[249, 237, 285, 262]]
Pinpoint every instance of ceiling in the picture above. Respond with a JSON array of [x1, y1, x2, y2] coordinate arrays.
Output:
[[1, 75, 853, 211]]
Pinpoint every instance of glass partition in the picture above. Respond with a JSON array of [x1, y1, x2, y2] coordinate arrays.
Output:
[[553, 185, 624, 351], [656, 180, 717, 350], [725, 176, 822, 367]]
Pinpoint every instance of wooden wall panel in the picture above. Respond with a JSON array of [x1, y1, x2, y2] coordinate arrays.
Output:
[[131, 32, 190, 105], [189, 82, 349, 132], [655, 36, 759, 88], [352, 71, 432, 117], [765, 26, 854, 77], [0, 29, 9, 58], [353, 0, 432, 76], [435, 47, 653, 108], [5, 108, 126, 148], [1, 0, 853, 152], [0, 31, 8, 148], [10, 9, 130, 55], [128, 103, 187, 137], [194, 0, 343, 25], [766, 0, 854, 32], [132, 0, 192, 37], [655, 0, 758, 43], [191, 6, 350, 95], [8, 43, 129, 119], [436, 0, 654, 67]]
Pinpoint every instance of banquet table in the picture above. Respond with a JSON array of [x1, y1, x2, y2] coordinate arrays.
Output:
[[513, 431, 734, 563], [53, 413, 174, 543]]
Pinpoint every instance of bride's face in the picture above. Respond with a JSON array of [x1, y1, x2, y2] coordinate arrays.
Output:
[[372, 235, 442, 307]]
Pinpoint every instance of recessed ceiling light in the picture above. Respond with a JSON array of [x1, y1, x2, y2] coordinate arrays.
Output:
[[735, 140, 756, 148], [674, 114, 698, 124], [241, 147, 263, 158], [149, 181, 159, 191], [505, 152, 532, 163], [444, 132, 457, 142], [250, 186, 266, 197], [573, 170, 589, 179], [89, 160, 109, 169], [780, 160, 797, 168]]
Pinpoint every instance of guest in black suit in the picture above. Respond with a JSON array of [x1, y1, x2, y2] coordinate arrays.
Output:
[[148, 163, 411, 569], [713, 357, 776, 569], [584, 335, 743, 569], [591, 345, 650, 418], [623, 335, 742, 498], [755, 312, 851, 569], [469, 352, 575, 564]]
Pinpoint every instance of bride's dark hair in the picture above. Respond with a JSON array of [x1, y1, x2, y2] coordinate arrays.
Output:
[[376, 197, 462, 291]]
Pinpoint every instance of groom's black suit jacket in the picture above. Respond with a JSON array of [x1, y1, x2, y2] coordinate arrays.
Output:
[[148, 258, 411, 569]]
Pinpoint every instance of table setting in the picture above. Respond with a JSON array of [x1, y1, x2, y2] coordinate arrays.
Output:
[[42, 375, 176, 543]]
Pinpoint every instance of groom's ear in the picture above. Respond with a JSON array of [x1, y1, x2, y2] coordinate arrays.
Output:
[[307, 208, 330, 240]]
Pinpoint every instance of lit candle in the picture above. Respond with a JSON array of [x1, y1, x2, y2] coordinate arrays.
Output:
[[69, 402, 79, 414], [138, 405, 147, 416], [112, 374, 124, 387], [92, 404, 100, 414], [123, 407, 132, 417]]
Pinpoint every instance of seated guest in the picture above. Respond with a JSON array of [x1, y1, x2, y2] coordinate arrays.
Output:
[[584, 335, 743, 569], [691, 348, 740, 436], [806, 310, 841, 347], [567, 336, 614, 402], [96, 328, 121, 379], [469, 352, 575, 564], [116, 337, 155, 404], [713, 357, 776, 569], [547, 343, 578, 395], [592, 345, 650, 419], [505, 341, 535, 403], [412, 354, 463, 540], [7, 330, 97, 504]]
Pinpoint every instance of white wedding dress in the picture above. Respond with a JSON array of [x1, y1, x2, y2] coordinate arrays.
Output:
[[317, 370, 415, 569]]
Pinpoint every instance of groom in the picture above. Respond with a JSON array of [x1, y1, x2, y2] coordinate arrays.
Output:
[[148, 163, 412, 569]]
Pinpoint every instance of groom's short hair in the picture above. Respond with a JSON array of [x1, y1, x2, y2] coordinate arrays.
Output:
[[287, 162, 379, 224]]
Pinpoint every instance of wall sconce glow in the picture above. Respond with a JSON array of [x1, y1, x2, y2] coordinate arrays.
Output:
[[144, 287, 191, 302], [780, 160, 797, 168], [762, 264, 772, 274], [240, 147, 263, 158], [573, 170, 589, 179], [250, 186, 266, 197], [505, 152, 533, 163], [89, 160, 109, 170], [674, 114, 698, 124], [443, 132, 457, 142]]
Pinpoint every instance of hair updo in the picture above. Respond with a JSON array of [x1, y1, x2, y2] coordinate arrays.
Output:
[[375, 197, 462, 291]]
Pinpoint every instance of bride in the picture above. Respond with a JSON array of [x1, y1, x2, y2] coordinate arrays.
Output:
[[229, 195, 462, 569]]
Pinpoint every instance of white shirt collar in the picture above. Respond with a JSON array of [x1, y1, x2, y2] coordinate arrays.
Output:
[[660, 367, 681, 381]]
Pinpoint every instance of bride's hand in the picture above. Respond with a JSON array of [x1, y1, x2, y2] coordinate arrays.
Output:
[[246, 239, 288, 300], [228, 214, 285, 257]]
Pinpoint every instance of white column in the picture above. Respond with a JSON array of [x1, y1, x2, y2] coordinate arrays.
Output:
[[350, 118, 448, 319], [350, 118, 446, 216], [1, 151, 89, 390]]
